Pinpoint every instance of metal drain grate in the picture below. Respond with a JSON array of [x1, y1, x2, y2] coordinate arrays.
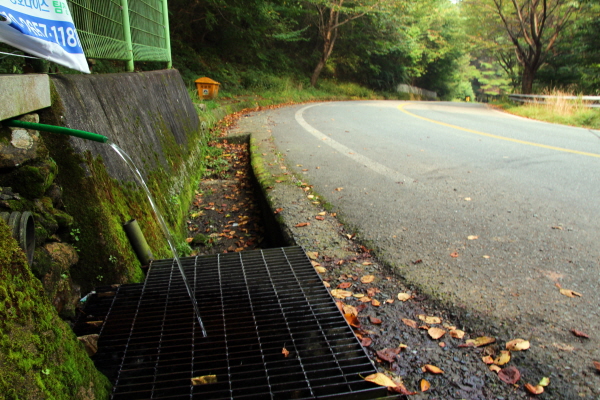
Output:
[[77, 247, 387, 399]]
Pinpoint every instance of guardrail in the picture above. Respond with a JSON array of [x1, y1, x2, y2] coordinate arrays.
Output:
[[508, 94, 600, 108]]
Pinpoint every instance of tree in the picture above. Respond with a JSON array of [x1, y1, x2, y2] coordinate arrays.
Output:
[[306, 0, 384, 86], [488, 0, 579, 93]]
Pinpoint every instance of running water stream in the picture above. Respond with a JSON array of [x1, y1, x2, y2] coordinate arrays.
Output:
[[108, 141, 208, 337]]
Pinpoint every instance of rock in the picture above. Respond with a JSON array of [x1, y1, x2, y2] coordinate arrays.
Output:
[[0, 114, 49, 169], [44, 242, 79, 270], [39, 242, 80, 317], [0, 158, 58, 198]]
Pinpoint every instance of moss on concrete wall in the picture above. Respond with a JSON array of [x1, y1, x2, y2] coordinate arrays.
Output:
[[0, 219, 111, 399]]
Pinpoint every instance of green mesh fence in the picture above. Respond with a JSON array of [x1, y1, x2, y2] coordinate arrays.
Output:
[[67, 0, 170, 67]]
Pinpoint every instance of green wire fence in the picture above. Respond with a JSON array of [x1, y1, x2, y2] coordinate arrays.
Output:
[[67, 0, 171, 71]]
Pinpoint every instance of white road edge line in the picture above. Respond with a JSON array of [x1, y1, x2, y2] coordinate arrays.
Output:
[[294, 104, 413, 184]]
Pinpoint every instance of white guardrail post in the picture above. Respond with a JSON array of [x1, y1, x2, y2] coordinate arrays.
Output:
[[508, 94, 600, 108]]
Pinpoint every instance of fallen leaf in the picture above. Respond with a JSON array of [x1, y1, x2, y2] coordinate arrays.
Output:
[[335, 187, 344, 191], [331, 289, 352, 299], [363, 373, 396, 387], [376, 348, 400, 363], [282, 348, 290, 357], [385, 299, 394, 304], [571, 329, 589, 338], [337, 282, 352, 289], [342, 303, 358, 316], [593, 361, 600, 371], [315, 266, 326, 273], [389, 381, 417, 395], [439, 342, 446, 348], [423, 364, 444, 374], [361, 275, 375, 284], [560, 288, 582, 298], [418, 315, 442, 324], [506, 338, 530, 351], [359, 296, 372, 302], [449, 329, 465, 339], [467, 235, 479, 240], [306, 251, 319, 260], [464, 197, 472, 201], [483, 255, 491, 259], [371, 299, 381, 307], [552, 342, 574, 351], [482, 355, 494, 365], [315, 216, 325, 221], [497, 366, 520, 385], [274, 208, 284, 214], [466, 336, 496, 347], [524, 383, 544, 395], [191, 375, 217, 385], [344, 313, 360, 328], [323, 281, 330, 288], [450, 252, 459, 258], [419, 325, 430, 330], [295, 222, 310, 227], [494, 350, 511, 366], [361, 337, 372, 347], [402, 318, 418, 329], [318, 212, 327, 216], [489, 365, 502, 373], [539, 377, 550, 387], [428, 327, 446, 340], [397, 293, 411, 301], [362, 261, 373, 266], [420, 379, 430, 392], [370, 316, 382, 324]]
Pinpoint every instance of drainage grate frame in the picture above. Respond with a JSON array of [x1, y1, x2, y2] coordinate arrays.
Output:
[[77, 246, 388, 399]]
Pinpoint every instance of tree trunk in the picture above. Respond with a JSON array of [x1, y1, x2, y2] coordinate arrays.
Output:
[[311, 59, 326, 87], [521, 65, 535, 94]]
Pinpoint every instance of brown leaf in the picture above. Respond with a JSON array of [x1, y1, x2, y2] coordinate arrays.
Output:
[[376, 348, 400, 363], [428, 327, 446, 340], [335, 187, 344, 191], [497, 366, 520, 385], [360, 275, 375, 284], [344, 313, 360, 328], [571, 329, 589, 338], [361, 337, 372, 347], [593, 361, 600, 371], [359, 296, 372, 302], [449, 329, 465, 339], [560, 288, 582, 298], [191, 375, 217, 385], [370, 316, 382, 325], [331, 289, 352, 299], [282, 348, 290, 358], [323, 281, 330, 288], [402, 318, 418, 329], [482, 355, 494, 365], [506, 338, 530, 351], [315, 216, 325, 221], [389, 381, 417, 395], [524, 383, 544, 395], [315, 266, 326, 273], [371, 299, 381, 307], [295, 222, 310, 227], [337, 282, 352, 289], [465, 336, 496, 347], [489, 365, 502, 373], [363, 373, 396, 387], [423, 364, 444, 374], [418, 315, 441, 324], [420, 379, 430, 392], [450, 252, 459, 258], [467, 235, 479, 240], [397, 293, 411, 301], [306, 251, 319, 260]]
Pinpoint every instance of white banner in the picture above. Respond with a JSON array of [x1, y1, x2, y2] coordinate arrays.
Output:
[[0, 1, 89, 73]]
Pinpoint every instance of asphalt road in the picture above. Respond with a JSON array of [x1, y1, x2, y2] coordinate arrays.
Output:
[[264, 101, 600, 395]]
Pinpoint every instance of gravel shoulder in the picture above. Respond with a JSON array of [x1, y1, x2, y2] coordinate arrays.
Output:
[[219, 109, 598, 399]]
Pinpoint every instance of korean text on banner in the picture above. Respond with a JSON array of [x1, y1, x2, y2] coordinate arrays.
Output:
[[0, 1, 89, 73]]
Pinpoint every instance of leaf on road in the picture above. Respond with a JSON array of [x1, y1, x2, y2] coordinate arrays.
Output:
[[483, 255, 491, 259], [397, 293, 411, 301], [450, 252, 459, 258], [467, 235, 479, 240], [323, 281, 330, 288], [524, 383, 544, 395], [342, 303, 358, 316], [376, 348, 400, 363], [497, 366, 520, 385], [315, 266, 326, 273], [370, 316, 382, 325], [428, 327, 446, 340], [560, 288, 582, 298], [464, 197, 472, 201], [571, 329, 589, 338], [489, 365, 502, 373], [361, 337, 372, 347], [506, 338, 530, 351], [318, 212, 327, 216], [359, 296, 372, 302], [494, 350, 511, 366], [420, 379, 431, 392], [371, 299, 381, 307], [282, 347, 290, 358], [360, 275, 375, 284], [389, 381, 417, 395], [363, 373, 397, 387], [418, 315, 441, 324], [423, 364, 444, 374], [331, 289, 352, 299], [593, 361, 600, 371], [449, 329, 465, 339], [344, 314, 360, 328], [465, 336, 496, 347], [295, 222, 310, 227], [482, 356, 494, 365], [338, 282, 352, 289], [402, 318, 418, 329], [539, 377, 550, 387], [315, 216, 325, 221]]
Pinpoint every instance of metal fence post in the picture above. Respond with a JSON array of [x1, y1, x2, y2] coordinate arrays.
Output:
[[121, 0, 135, 72], [162, 0, 172, 69]]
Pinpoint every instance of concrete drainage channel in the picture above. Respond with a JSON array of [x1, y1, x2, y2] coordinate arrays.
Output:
[[74, 135, 391, 399]]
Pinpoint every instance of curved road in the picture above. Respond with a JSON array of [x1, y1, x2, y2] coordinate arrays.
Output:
[[265, 101, 599, 394]]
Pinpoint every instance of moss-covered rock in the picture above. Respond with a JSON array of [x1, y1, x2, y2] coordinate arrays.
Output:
[[0, 219, 111, 399]]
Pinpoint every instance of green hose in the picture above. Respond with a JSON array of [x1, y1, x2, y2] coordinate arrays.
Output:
[[3, 119, 109, 143]]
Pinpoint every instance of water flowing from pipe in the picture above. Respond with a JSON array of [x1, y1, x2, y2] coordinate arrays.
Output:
[[108, 141, 207, 337]]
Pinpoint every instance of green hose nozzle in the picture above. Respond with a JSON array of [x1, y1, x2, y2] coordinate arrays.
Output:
[[3, 119, 108, 143]]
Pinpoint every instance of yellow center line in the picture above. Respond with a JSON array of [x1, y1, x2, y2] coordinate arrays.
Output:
[[397, 104, 600, 159]]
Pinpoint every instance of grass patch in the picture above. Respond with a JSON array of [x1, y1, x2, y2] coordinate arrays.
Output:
[[494, 90, 600, 129]]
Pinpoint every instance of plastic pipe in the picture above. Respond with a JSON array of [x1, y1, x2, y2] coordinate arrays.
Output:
[[123, 219, 154, 266], [3, 119, 109, 143]]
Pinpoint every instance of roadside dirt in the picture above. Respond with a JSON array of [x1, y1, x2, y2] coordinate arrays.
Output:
[[185, 110, 594, 399]]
